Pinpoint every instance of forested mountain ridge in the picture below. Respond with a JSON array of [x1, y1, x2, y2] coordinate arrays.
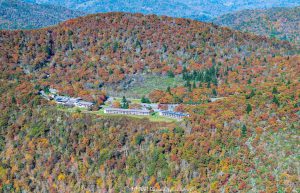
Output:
[[0, 12, 299, 192], [3, 0, 299, 30], [23, 0, 300, 20], [0, 12, 296, 101], [214, 6, 300, 46], [0, 0, 84, 30]]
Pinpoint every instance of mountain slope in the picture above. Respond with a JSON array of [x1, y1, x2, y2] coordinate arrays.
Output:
[[214, 6, 300, 46], [0, 0, 84, 30], [0, 12, 299, 192], [0, 13, 294, 91], [0, 12, 296, 102], [23, 0, 300, 20]]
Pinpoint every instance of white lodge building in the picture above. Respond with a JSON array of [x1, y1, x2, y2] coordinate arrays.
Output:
[[159, 111, 189, 120], [104, 108, 151, 116]]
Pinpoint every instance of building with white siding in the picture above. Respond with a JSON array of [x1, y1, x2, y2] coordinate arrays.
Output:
[[159, 111, 189, 120], [104, 108, 151, 116]]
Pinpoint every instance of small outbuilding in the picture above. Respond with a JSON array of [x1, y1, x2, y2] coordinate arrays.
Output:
[[75, 101, 94, 108]]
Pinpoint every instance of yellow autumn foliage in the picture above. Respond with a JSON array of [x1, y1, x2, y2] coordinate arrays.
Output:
[[96, 178, 103, 187], [58, 173, 66, 181]]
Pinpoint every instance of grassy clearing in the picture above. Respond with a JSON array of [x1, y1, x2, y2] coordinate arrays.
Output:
[[105, 75, 185, 98], [111, 97, 142, 104], [127, 75, 184, 97]]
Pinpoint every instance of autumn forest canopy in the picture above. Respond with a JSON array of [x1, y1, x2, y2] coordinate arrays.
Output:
[[0, 12, 299, 192]]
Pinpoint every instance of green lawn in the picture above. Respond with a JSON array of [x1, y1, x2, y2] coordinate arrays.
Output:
[[111, 97, 142, 104]]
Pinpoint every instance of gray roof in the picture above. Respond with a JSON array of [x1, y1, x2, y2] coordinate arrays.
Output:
[[69, 97, 82, 102], [54, 96, 70, 102], [76, 101, 94, 105], [104, 108, 150, 113], [160, 111, 189, 117], [54, 95, 93, 106]]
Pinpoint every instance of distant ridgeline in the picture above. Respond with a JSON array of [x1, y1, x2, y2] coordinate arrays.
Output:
[[214, 6, 300, 46], [23, 0, 300, 21], [2, 0, 299, 46], [0, 0, 84, 30]]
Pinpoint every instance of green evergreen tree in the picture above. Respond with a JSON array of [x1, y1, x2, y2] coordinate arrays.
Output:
[[44, 45, 52, 56], [242, 125, 247, 137], [167, 70, 175, 78], [135, 135, 145, 145], [67, 30, 73, 36], [212, 78, 218, 86], [272, 87, 279, 94], [188, 84, 192, 92], [273, 95, 280, 106], [162, 44, 168, 53], [141, 96, 151, 104], [121, 96, 129, 109], [173, 96, 183, 103], [67, 40, 73, 50], [246, 89, 255, 99], [225, 79, 228, 84], [11, 96, 16, 104], [113, 41, 119, 53], [246, 104, 252, 114], [207, 81, 211, 88], [44, 86, 50, 94], [212, 88, 217, 96], [247, 78, 252, 84], [34, 84, 41, 90], [167, 86, 171, 94], [224, 68, 229, 76]]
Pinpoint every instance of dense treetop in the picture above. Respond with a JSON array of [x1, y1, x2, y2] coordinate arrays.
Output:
[[214, 6, 300, 47]]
